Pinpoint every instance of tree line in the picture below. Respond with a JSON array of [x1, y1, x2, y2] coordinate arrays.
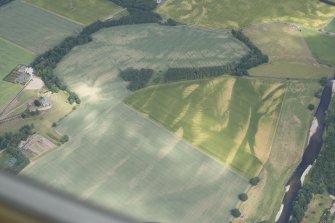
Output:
[[30, 0, 176, 102], [109, 0, 157, 11], [320, 0, 335, 6], [290, 96, 335, 223], [121, 30, 268, 89], [163, 64, 237, 82], [0, 125, 33, 174], [163, 30, 268, 82], [0, 0, 12, 7]]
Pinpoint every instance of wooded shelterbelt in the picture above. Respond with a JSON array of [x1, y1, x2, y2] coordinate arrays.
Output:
[[0, 0, 13, 7], [120, 29, 269, 90], [163, 30, 268, 82], [120, 68, 154, 91], [290, 97, 335, 223]]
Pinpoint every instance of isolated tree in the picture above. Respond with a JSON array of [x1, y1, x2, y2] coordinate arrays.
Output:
[[231, 208, 241, 218], [308, 104, 315, 111], [249, 176, 260, 186], [238, 193, 248, 201], [34, 99, 41, 107], [60, 135, 69, 144], [52, 122, 57, 127]]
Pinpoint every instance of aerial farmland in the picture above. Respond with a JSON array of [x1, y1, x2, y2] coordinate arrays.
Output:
[[0, 0, 335, 223], [0, 0, 81, 53]]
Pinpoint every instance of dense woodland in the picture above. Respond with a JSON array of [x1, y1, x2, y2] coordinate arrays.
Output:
[[290, 96, 335, 223], [0, 125, 33, 174], [120, 68, 154, 91], [0, 0, 12, 7], [0, 125, 34, 150]]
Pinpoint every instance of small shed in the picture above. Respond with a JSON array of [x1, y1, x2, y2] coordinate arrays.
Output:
[[25, 67, 34, 75], [18, 65, 28, 74]]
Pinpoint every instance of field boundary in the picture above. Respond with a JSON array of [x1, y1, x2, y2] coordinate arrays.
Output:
[[102, 8, 128, 21], [0, 36, 34, 55], [122, 102, 248, 180], [21, 0, 84, 26], [266, 82, 289, 167]]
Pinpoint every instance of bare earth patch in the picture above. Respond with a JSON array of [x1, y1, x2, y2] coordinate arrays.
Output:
[[25, 76, 44, 90]]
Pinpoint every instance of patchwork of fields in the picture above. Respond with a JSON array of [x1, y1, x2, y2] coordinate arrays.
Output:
[[125, 76, 285, 177], [303, 29, 335, 67], [157, 0, 335, 29], [0, 1, 81, 54], [24, 0, 123, 25], [22, 29, 250, 221], [0, 37, 34, 111], [235, 80, 321, 222], [0, 1, 331, 222], [75, 24, 248, 72], [244, 23, 334, 78]]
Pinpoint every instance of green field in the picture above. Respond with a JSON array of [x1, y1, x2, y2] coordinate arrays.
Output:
[[157, 0, 335, 29], [24, 0, 124, 25], [303, 29, 335, 67], [249, 61, 334, 79], [67, 23, 247, 73], [0, 38, 34, 111], [325, 17, 335, 33], [125, 76, 285, 177], [302, 194, 333, 223], [22, 25, 251, 222], [235, 80, 321, 222], [244, 23, 334, 78], [0, 1, 82, 54]]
